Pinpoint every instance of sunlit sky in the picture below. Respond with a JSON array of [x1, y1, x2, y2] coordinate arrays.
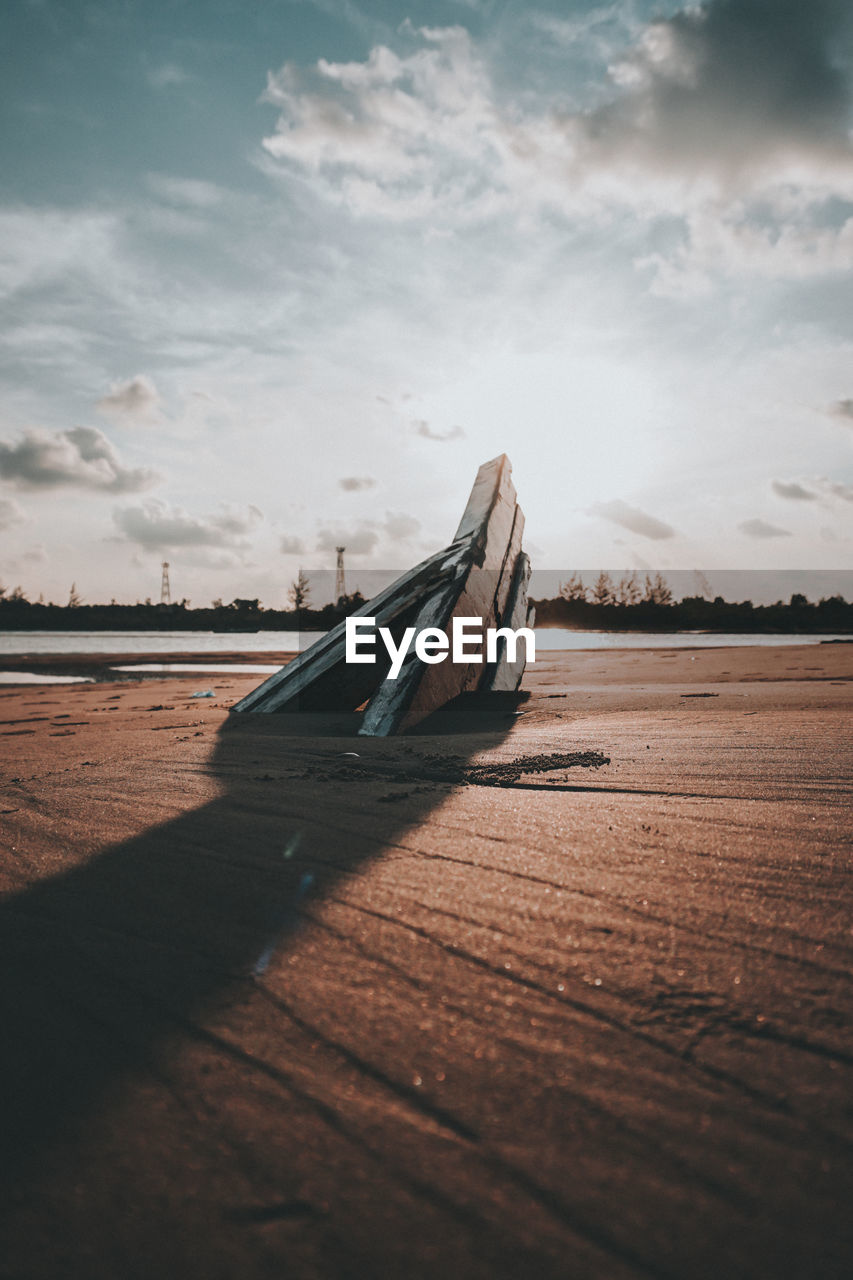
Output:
[[1, 0, 852, 606]]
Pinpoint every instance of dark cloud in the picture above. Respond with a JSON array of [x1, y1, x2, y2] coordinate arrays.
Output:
[[584, 0, 852, 180], [771, 479, 817, 501], [738, 517, 791, 538], [412, 420, 465, 442], [96, 375, 161, 419], [0, 427, 158, 493], [339, 476, 376, 491], [280, 534, 306, 554], [829, 398, 853, 421], [113, 501, 262, 550], [0, 497, 26, 530], [589, 499, 676, 540]]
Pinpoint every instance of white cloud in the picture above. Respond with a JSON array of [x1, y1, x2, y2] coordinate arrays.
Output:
[[96, 374, 162, 420], [0, 426, 158, 493], [280, 534, 306, 554], [589, 499, 676, 540], [0, 208, 121, 300], [113, 500, 262, 550], [146, 64, 191, 91], [259, 5, 853, 286], [820, 480, 853, 503], [315, 509, 421, 557], [412, 419, 465, 441], [316, 522, 379, 556], [738, 517, 791, 539], [382, 511, 421, 540], [145, 174, 226, 208], [0, 497, 26, 530]]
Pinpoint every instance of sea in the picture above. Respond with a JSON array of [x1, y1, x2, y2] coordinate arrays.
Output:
[[0, 628, 848, 684]]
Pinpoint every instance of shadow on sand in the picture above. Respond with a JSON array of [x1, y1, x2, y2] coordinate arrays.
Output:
[[0, 694, 522, 1207]]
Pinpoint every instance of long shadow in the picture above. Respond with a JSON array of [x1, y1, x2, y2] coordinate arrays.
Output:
[[0, 694, 519, 1196]]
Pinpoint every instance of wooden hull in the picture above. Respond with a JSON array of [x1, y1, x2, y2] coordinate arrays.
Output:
[[230, 455, 532, 735]]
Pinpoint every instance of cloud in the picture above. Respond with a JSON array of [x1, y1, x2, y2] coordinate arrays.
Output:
[[0, 208, 121, 299], [829, 398, 853, 421], [771, 479, 818, 501], [145, 174, 225, 208], [280, 534, 306, 554], [316, 523, 380, 556], [738, 517, 792, 538], [0, 427, 158, 493], [821, 480, 853, 503], [0, 497, 26, 530], [113, 501, 262, 550], [261, 26, 513, 222], [579, 0, 852, 184], [382, 511, 421, 540], [339, 475, 376, 491], [412, 420, 465, 441], [96, 375, 162, 420], [589, 499, 676, 540], [147, 64, 191, 91], [315, 509, 420, 557], [259, 7, 853, 284]]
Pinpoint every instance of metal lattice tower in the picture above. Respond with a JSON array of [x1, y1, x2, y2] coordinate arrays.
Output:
[[334, 547, 346, 602], [160, 561, 171, 606]]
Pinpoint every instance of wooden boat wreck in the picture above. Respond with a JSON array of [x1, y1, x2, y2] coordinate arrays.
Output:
[[231, 454, 534, 735]]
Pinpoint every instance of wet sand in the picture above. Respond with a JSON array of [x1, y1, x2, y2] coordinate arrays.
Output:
[[1, 645, 851, 1279]]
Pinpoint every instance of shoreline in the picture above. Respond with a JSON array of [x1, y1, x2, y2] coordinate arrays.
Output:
[[1, 635, 851, 685]]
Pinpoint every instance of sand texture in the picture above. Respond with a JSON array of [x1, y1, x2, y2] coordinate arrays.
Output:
[[1, 644, 851, 1279]]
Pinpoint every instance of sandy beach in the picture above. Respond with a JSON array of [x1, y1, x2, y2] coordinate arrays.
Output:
[[1, 643, 851, 1279]]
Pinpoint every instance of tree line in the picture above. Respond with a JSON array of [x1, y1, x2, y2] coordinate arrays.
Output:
[[1, 571, 850, 634], [532, 573, 853, 633], [0, 574, 365, 632]]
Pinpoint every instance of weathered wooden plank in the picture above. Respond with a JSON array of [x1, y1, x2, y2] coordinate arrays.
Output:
[[231, 541, 467, 713], [360, 456, 521, 735], [231, 453, 531, 733], [481, 551, 533, 692], [392, 499, 525, 732]]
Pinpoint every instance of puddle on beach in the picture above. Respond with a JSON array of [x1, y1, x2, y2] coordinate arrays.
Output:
[[0, 673, 94, 685]]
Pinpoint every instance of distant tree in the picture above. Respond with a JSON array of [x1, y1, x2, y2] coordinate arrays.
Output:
[[9, 585, 27, 602], [288, 569, 311, 611], [642, 573, 672, 606], [211, 597, 223, 609], [560, 573, 588, 603], [67, 582, 82, 607], [616, 573, 642, 605], [592, 571, 616, 606], [790, 593, 808, 609]]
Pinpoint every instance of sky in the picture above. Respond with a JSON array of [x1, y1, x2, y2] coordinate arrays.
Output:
[[1, 0, 852, 607]]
